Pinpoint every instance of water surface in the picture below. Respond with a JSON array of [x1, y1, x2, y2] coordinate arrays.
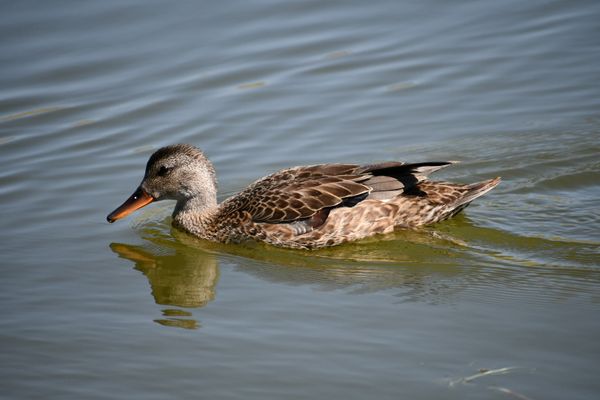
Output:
[[1, 1, 600, 399]]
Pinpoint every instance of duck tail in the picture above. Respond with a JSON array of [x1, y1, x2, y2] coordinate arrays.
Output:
[[453, 177, 501, 208]]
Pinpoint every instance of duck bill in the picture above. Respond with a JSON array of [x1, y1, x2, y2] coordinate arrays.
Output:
[[107, 187, 154, 223]]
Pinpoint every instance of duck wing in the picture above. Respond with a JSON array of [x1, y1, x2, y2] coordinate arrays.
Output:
[[222, 161, 455, 225], [358, 161, 454, 200], [224, 164, 370, 223]]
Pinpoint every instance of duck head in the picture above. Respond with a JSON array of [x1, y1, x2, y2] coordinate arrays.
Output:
[[107, 144, 217, 223]]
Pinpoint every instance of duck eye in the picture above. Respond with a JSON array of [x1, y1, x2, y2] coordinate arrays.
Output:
[[157, 165, 170, 176]]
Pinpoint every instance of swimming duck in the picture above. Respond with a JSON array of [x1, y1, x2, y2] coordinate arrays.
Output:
[[107, 144, 500, 249]]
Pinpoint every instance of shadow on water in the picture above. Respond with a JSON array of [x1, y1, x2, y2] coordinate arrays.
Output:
[[109, 209, 600, 329]]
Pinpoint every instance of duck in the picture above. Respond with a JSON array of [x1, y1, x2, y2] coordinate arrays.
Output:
[[107, 144, 500, 249]]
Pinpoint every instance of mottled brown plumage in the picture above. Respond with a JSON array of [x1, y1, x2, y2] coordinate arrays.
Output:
[[107, 144, 500, 249]]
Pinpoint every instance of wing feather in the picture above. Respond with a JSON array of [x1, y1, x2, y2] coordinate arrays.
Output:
[[219, 161, 455, 224]]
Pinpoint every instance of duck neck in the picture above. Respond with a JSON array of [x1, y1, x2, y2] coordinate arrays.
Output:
[[172, 193, 219, 239]]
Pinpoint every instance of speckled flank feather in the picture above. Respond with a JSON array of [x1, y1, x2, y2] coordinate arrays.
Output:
[[236, 177, 501, 249], [109, 144, 501, 249]]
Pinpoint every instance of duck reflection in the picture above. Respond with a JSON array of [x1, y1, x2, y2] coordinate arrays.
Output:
[[110, 211, 598, 329], [110, 220, 475, 324], [110, 241, 218, 307], [110, 235, 218, 329]]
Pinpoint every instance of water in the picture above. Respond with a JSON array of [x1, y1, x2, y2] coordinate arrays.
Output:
[[1, 0, 600, 399]]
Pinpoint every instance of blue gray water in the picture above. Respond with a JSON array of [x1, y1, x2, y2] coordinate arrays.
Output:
[[1, 1, 600, 399]]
